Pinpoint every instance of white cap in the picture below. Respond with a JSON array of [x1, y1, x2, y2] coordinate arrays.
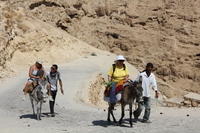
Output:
[[115, 55, 126, 61]]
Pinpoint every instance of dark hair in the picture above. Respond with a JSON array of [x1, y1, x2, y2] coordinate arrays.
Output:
[[52, 64, 58, 70], [146, 63, 154, 68], [36, 63, 42, 69]]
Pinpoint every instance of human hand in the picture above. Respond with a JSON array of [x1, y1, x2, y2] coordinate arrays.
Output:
[[35, 76, 40, 79], [61, 88, 64, 95], [155, 91, 159, 99]]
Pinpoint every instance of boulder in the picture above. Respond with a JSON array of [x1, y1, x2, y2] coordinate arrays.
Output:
[[191, 101, 198, 107], [184, 93, 200, 103]]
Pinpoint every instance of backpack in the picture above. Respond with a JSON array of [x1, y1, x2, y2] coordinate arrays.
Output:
[[111, 64, 126, 78]]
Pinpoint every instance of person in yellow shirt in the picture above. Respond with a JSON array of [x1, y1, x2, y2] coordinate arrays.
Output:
[[107, 55, 129, 104]]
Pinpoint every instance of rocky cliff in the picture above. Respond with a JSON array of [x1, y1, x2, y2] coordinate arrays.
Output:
[[1, 0, 200, 98]]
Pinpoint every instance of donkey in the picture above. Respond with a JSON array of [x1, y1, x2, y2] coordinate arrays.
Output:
[[118, 78, 143, 127], [29, 70, 48, 120], [107, 77, 143, 127]]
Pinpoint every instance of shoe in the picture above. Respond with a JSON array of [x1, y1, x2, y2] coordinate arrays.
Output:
[[43, 94, 48, 99], [141, 119, 151, 123], [51, 113, 55, 117], [43, 99, 46, 103], [49, 96, 54, 101], [22, 95, 26, 101], [133, 118, 138, 123]]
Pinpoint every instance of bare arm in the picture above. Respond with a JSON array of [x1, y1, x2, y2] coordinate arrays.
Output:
[[152, 75, 159, 98], [124, 75, 129, 81], [59, 79, 64, 95], [29, 66, 38, 79], [108, 75, 112, 82]]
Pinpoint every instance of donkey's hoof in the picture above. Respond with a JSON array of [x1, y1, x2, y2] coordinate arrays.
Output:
[[107, 119, 111, 122], [118, 120, 122, 125]]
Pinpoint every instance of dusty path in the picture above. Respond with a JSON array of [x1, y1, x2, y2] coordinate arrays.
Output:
[[0, 53, 200, 133]]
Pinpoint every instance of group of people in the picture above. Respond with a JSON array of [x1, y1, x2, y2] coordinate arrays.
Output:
[[23, 61, 64, 117], [107, 55, 159, 123], [22, 55, 158, 122]]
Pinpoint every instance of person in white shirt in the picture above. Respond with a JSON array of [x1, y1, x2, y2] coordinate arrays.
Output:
[[46, 64, 64, 117], [133, 63, 159, 123]]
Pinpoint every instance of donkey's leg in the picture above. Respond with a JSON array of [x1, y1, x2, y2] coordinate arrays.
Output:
[[119, 104, 125, 125], [129, 103, 133, 127], [39, 101, 42, 120], [110, 104, 117, 123], [36, 103, 40, 120], [110, 110, 116, 123], [107, 105, 111, 122], [30, 95, 35, 115]]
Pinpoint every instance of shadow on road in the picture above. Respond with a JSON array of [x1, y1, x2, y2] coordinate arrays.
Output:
[[92, 120, 134, 128], [19, 112, 53, 120], [92, 118, 138, 128], [92, 120, 115, 127]]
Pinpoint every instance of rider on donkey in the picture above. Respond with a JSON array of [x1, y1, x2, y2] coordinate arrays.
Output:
[[23, 61, 45, 96], [107, 55, 129, 105]]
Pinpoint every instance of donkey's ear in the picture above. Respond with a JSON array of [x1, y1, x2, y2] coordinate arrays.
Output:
[[139, 76, 143, 82]]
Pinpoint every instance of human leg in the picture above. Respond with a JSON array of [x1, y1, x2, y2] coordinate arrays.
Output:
[[23, 80, 34, 95], [109, 82, 117, 104], [49, 90, 57, 116], [142, 97, 151, 122], [133, 100, 144, 120]]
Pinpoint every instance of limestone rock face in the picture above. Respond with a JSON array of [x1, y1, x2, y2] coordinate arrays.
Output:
[[1, 0, 200, 98], [0, 0, 97, 78]]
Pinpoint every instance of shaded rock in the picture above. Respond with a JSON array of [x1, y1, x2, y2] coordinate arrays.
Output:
[[56, 19, 70, 31], [191, 101, 198, 107], [65, 7, 79, 19], [105, 32, 119, 39], [82, 4, 96, 17], [196, 53, 200, 57], [73, 1, 83, 10], [184, 93, 200, 102], [164, 97, 183, 107], [135, 21, 146, 26], [183, 100, 191, 106], [95, 6, 106, 17], [91, 52, 97, 56]]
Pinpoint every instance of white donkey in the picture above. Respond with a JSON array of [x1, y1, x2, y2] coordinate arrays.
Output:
[[29, 70, 48, 120]]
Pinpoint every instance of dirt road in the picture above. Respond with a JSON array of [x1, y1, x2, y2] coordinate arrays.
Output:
[[0, 54, 200, 133]]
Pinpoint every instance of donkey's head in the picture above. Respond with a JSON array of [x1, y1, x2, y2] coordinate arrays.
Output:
[[37, 69, 45, 78], [133, 76, 143, 101], [123, 79, 140, 100]]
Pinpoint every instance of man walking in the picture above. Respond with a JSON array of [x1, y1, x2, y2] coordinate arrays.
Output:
[[47, 64, 64, 117], [133, 63, 159, 123]]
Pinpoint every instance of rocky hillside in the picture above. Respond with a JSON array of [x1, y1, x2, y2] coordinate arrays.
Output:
[[1, 0, 200, 98], [0, 0, 97, 78]]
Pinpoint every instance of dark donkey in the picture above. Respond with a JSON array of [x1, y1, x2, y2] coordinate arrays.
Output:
[[107, 77, 143, 127]]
